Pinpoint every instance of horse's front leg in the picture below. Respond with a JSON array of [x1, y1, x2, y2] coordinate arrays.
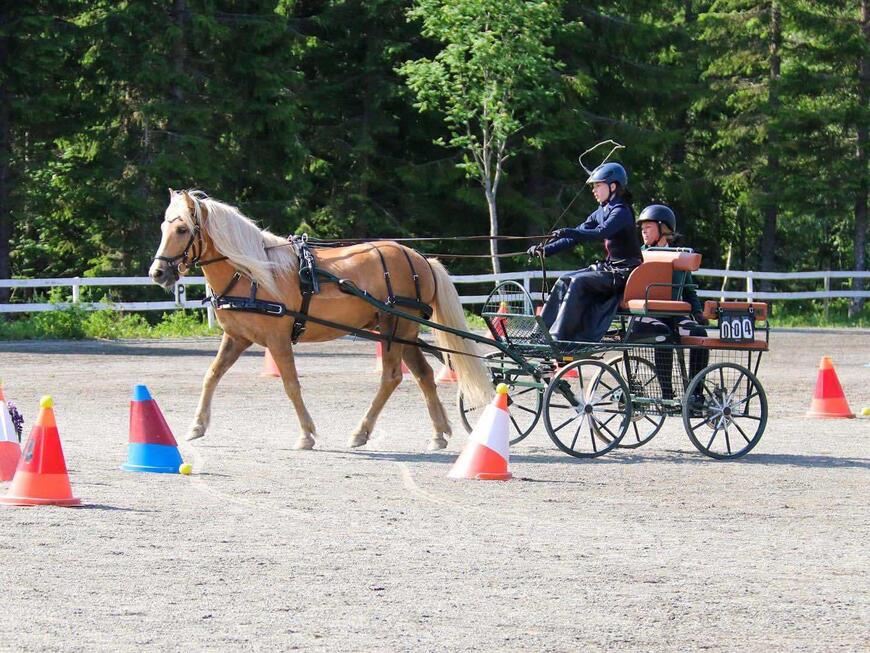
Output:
[[187, 332, 252, 441], [269, 343, 317, 450]]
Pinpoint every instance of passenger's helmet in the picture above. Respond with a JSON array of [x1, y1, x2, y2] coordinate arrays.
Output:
[[585, 162, 627, 188], [637, 204, 677, 234]]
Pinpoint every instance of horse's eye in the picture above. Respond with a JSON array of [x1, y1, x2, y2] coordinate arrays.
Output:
[[176, 226, 189, 235]]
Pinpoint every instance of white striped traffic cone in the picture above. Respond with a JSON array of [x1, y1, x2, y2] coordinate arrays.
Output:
[[0, 382, 21, 482], [448, 383, 512, 481]]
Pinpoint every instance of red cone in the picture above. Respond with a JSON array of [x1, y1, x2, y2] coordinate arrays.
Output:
[[0, 396, 81, 507], [806, 356, 855, 418], [263, 350, 281, 377], [373, 341, 409, 375]]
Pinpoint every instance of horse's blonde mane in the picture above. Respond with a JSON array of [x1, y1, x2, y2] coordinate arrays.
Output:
[[177, 190, 296, 297]]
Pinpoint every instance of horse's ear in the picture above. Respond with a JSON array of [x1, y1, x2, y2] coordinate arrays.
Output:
[[168, 188, 175, 199], [182, 191, 196, 213]]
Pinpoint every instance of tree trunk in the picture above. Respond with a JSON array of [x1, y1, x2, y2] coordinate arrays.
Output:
[[850, 0, 869, 317], [353, 24, 375, 238], [484, 183, 500, 275], [0, 13, 10, 302], [760, 1, 781, 292], [170, 0, 186, 105]]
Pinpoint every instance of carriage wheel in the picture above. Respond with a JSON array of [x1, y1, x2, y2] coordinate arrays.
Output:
[[682, 362, 767, 460], [458, 352, 543, 445], [543, 359, 631, 458], [590, 355, 666, 449]]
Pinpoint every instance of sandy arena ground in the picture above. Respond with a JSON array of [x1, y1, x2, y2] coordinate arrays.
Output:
[[0, 331, 868, 652]]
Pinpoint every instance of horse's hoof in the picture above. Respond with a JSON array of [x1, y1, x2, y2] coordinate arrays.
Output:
[[427, 437, 448, 452], [294, 436, 315, 450], [186, 426, 206, 442], [347, 432, 369, 448]]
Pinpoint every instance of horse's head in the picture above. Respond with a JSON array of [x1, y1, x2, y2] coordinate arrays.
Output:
[[149, 189, 205, 289]]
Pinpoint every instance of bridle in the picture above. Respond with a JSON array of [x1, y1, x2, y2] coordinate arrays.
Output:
[[153, 194, 215, 276]]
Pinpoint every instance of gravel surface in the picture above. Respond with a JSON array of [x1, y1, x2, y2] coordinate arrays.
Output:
[[0, 331, 868, 652]]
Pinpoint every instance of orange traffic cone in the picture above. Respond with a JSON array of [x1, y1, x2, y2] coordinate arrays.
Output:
[[492, 301, 509, 338], [262, 349, 281, 377], [373, 341, 410, 375], [806, 356, 855, 418], [0, 396, 81, 506], [435, 360, 458, 384], [448, 383, 512, 481], [0, 382, 21, 481]]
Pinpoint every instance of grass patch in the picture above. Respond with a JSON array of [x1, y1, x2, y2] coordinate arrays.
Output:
[[1, 299, 865, 342], [0, 308, 220, 340], [770, 299, 869, 329]]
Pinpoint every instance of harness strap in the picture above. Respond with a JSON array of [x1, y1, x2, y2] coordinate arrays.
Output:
[[293, 292, 313, 344], [290, 236, 320, 344], [423, 256, 438, 303], [371, 244, 434, 321], [217, 272, 242, 298], [370, 243, 395, 305], [401, 248, 422, 303], [206, 292, 475, 363]]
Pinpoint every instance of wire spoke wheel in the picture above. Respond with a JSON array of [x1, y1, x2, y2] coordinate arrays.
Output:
[[458, 352, 543, 445], [682, 362, 767, 460], [591, 354, 666, 449], [543, 359, 631, 458]]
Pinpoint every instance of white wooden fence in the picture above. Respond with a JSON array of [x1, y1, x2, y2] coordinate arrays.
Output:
[[0, 269, 868, 325]]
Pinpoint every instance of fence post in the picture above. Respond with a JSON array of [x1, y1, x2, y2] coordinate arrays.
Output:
[[523, 275, 532, 313], [824, 272, 831, 320], [746, 272, 754, 303], [205, 284, 216, 329], [71, 278, 80, 304]]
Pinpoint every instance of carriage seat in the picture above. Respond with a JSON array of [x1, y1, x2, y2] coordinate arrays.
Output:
[[619, 249, 702, 315]]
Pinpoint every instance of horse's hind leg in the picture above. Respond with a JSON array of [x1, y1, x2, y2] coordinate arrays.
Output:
[[188, 332, 252, 441], [269, 342, 318, 450], [348, 339, 405, 448], [402, 346, 452, 451]]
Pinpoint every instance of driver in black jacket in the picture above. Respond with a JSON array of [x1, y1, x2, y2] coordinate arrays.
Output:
[[528, 162, 642, 342]]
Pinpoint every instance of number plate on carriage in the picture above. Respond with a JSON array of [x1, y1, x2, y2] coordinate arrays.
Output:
[[718, 310, 755, 342]]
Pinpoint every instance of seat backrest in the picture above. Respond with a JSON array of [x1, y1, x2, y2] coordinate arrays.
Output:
[[621, 261, 674, 304], [641, 249, 702, 271]]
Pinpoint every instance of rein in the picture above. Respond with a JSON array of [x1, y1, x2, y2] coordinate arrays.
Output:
[[194, 235, 545, 266]]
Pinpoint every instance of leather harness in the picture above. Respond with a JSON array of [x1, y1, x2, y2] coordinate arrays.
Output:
[[206, 236, 436, 346]]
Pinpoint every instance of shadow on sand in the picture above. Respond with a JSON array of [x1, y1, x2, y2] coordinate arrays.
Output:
[[337, 446, 870, 471]]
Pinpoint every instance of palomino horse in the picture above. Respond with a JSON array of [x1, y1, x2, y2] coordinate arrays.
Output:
[[148, 190, 491, 451]]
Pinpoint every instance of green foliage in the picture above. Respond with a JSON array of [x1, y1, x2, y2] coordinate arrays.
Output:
[[0, 309, 219, 340], [399, 0, 563, 177], [0, 0, 867, 319]]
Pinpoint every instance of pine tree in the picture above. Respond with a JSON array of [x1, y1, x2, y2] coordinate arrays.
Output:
[[0, 2, 83, 290], [697, 0, 787, 282]]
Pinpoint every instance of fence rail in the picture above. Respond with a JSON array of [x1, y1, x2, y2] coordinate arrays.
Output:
[[0, 269, 868, 319]]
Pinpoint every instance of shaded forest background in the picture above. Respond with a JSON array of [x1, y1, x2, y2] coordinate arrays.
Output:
[[1, 1, 867, 311]]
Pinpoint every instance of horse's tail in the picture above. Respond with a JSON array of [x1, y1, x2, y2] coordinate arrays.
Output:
[[427, 258, 492, 408]]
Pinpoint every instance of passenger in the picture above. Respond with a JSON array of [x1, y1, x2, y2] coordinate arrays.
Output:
[[527, 162, 642, 342], [632, 204, 709, 400]]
